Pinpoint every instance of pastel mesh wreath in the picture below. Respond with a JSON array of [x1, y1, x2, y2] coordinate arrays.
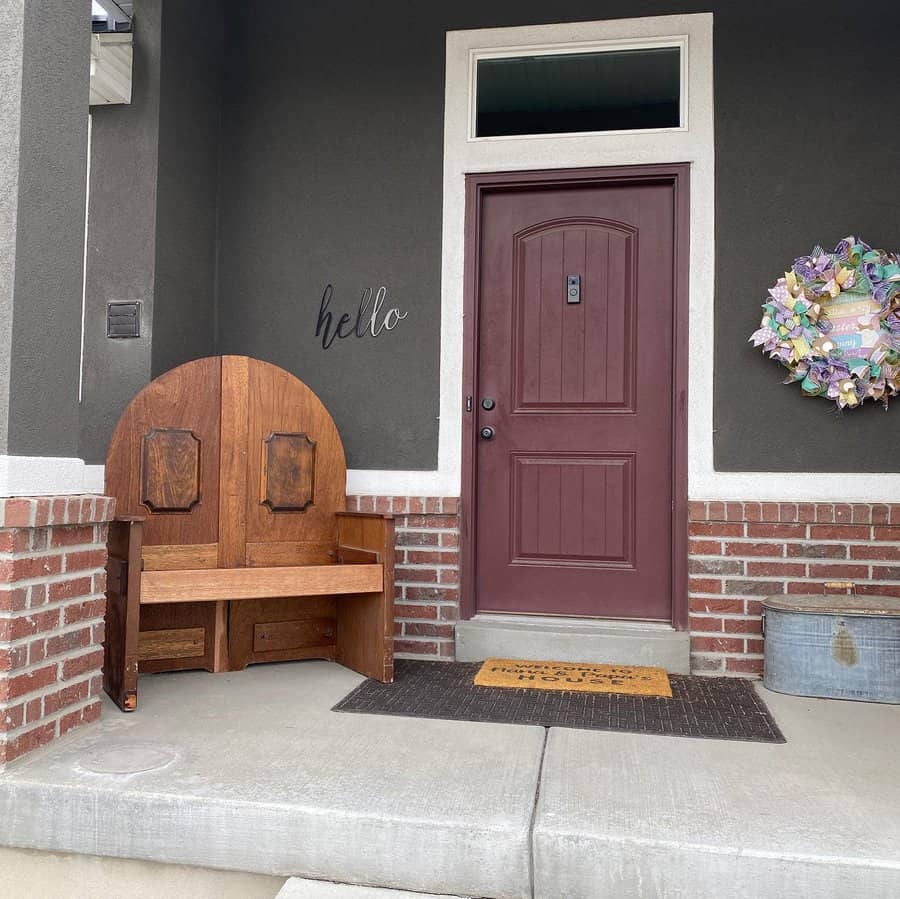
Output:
[[750, 236, 900, 408]]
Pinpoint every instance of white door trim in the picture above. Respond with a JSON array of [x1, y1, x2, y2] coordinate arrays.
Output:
[[443, 14, 715, 497]]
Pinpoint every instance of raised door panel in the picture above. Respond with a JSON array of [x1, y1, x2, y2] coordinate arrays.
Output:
[[243, 358, 347, 564], [105, 356, 221, 547], [515, 221, 635, 412], [511, 453, 635, 567]]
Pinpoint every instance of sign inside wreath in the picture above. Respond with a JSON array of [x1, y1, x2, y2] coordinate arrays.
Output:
[[750, 236, 900, 409]]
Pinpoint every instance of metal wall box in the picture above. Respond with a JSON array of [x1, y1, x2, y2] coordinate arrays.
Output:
[[107, 301, 141, 338], [763, 595, 900, 704]]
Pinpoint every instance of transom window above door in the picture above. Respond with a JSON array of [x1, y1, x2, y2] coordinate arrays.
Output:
[[472, 41, 684, 139]]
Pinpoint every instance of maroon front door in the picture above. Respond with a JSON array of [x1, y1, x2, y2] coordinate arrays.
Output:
[[469, 170, 683, 621]]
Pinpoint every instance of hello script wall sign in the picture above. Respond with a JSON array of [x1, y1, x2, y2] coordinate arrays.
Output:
[[316, 284, 408, 349]]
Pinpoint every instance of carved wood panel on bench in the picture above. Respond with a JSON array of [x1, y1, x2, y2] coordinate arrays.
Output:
[[103, 355, 394, 711]]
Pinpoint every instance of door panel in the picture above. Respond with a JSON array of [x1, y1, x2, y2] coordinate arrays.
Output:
[[105, 355, 221, 547], [515, 222, 634, 410], [511, 452, 634, 566], [473, 179, 676, 620], [244, 357, 346, 563]]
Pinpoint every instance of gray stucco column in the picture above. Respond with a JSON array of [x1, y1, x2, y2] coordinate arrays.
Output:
[[0, 0, 26, 456], [79, 0, 163, 466], [1, 0, 91, 463]]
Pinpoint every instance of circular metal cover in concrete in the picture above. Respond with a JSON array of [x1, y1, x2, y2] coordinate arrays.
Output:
[[79, 743, 177, 774]]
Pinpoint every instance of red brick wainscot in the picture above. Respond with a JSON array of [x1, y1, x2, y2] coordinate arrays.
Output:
[[689, 501, 900, 677], [346, 496, 460, 660], [0, 496, 116, 767]]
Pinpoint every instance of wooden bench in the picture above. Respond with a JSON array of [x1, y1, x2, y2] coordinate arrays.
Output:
[[102, 355, 394, 711]]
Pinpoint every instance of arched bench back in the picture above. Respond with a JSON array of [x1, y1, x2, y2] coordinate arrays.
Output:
[[106, 355, 347, 568]]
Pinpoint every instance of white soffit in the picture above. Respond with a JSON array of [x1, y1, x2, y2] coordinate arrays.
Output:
[[90, 32, 132, 106]]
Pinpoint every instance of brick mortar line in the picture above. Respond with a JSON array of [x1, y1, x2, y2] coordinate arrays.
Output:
[[399, 546, 460, 552], [691, 519, 900, 527], [393, 635, 448, 642], [0, 592, 106, 620], [689, 545, 900, 556], [689, 618, 762, 624], [394, 614, 458, 620], [0, 642, 104, 688], [691, 570, 900, 579], [0, 569, 108, 591], [395, 579, 459, 584], [1, 669, 99, 711], [690, 535, 900, 541], [0, 614, 106, 649], [690, 572, 900, 584], [1, 695, 100, 741], [690, 652, 766, 659], [688, 503, 900, 524], [0, 540, 107, 560], [691, 529, 899, 536]]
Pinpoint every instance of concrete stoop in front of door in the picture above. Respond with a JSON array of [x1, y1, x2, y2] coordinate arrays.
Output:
[[1, 661, 898, 899], [455, 614, 691, 673]]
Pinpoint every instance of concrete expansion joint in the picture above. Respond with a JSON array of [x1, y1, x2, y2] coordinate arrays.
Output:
[[526, 728, 549, 899]]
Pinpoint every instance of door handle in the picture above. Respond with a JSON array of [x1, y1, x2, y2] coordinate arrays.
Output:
[[479, 426, 496, 441]]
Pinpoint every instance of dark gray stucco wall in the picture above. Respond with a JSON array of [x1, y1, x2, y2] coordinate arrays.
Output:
[[214, 0, 900, 473], [216, 2, 446, 469], [66, 0, 900, 471], [151, 0, 223, 379], [80, 0, 163, 465], [711, 3, 900, 471], [7, 0, 90, 457]]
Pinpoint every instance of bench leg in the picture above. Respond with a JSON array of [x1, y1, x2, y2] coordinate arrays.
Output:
[[212, 601, 230, 672], [335, 513, 395, 683], [104, 519, 143, 712], [336, 591, 394, 683]]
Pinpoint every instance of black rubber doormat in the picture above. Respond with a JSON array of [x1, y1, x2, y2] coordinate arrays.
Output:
[[334, 659, 785, 743]]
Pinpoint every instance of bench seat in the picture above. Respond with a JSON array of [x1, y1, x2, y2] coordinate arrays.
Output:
[[139, 564, 384, 603]]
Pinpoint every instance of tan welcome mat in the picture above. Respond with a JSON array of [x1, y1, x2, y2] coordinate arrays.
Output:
[[474, 658, 672, 697]]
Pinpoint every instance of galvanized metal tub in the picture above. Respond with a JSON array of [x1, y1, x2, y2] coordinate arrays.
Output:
[[763, 595, 900, 704]]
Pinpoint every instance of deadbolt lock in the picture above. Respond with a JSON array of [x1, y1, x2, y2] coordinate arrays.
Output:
[[481, 397, 496, 411]]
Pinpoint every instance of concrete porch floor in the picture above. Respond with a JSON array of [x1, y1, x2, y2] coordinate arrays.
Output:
[[0, 661, 898, 898]]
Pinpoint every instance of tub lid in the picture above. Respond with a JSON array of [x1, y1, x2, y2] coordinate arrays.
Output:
[[763, 595, 900, 616]]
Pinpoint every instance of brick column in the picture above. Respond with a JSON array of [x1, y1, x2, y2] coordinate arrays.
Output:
[[0, 496, 115, 768], [346, 496, 460, 660]]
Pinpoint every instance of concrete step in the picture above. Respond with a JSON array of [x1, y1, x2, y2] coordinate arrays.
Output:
[[533, 684, 900, 898], [0, 662, 542, 899], [455, 614, 691, 673], [277, 877, 464, 898], [2, 661, 898, 898]]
